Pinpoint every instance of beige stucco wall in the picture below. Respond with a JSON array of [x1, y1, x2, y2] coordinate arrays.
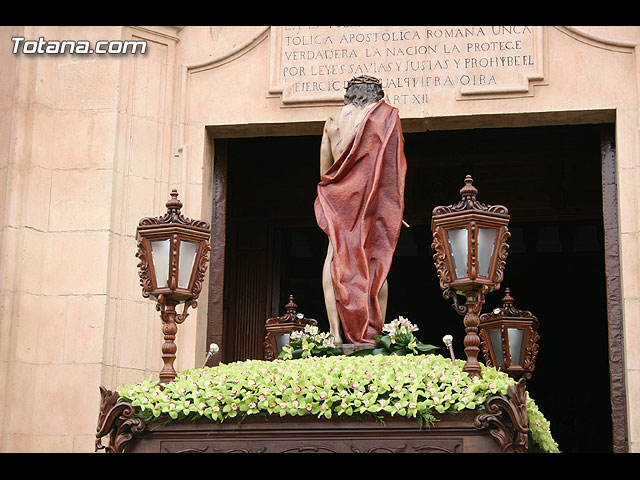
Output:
[[0, 25, 639, 452]]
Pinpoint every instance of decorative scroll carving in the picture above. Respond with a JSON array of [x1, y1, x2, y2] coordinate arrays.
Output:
[[522, 325, 540, 378], [135, 239, 153, 299], [138, 190, 210, 230], [163, 445, 267, 453], [352, 445, 408, 453], [265, 295, 316, 326], [190, 240, 211, 302], [169, 446, 211, 453], [443, 288, 467, 315], [95, 387, 146, 453], [263, 334, 277, 363], [432, 177, 509, 217], [412, 442, 463, 453], [431, 225, 453, 291], [474, 378, 529, 453], [478, 328, 494, 369], [492, 228, 511, 286], [282, 446, 340, 453]]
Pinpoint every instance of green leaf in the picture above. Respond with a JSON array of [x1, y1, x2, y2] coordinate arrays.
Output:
[[348, 348, 376, 356], [371, 347, 390, 356], [415, 343, 438, 354], [390, 347, 410, 356], [278, 348, 305, 360], [325, 347, 343, 356], [378, 335, 393, 351]]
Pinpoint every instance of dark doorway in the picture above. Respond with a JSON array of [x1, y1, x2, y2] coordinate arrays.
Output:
[[219, 123, 615, 452]]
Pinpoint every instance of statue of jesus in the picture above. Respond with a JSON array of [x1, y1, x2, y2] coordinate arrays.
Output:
[[314, 76, 407, 344]]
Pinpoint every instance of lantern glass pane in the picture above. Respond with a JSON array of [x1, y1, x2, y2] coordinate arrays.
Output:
[[275, 333, 291, 353], [447, 227, 468, 278], [178, 240, 199, 289], [508, 328, 524, 366], [488, 329, 504, 366], [151, 239, 170, 288], [477, 227, 498, 278]]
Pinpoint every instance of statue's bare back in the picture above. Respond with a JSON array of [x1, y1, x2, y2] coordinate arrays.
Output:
[[320, 102, 376, 175]]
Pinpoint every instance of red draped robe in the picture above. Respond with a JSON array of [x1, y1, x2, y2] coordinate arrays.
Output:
[[314, 100, 407, 344]]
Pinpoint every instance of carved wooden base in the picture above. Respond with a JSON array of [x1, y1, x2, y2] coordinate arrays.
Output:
[[96, 379, 529, 453], [95, 387, 146, 453]]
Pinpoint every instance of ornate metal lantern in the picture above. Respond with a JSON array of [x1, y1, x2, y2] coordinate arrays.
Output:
[[264, 295, 317, 360], [136, 189, 211, 383], [431, 175, 510, 376], [479, 288, 540, 380]]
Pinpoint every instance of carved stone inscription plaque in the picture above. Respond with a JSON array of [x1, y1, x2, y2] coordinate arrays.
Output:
[[269, 26, 546, 110]]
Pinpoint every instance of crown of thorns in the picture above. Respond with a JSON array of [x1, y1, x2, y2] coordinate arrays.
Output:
[[346, 75, 382, 88]]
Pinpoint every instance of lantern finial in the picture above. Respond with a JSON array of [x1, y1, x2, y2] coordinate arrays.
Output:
[[285, 294, 298, 316], [460, 175, 478, 199], [166, 189, 183, 213], [502, 287, 515, 306]]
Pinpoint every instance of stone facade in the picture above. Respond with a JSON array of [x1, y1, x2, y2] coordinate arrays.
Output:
[[1, 25, 639, 452]]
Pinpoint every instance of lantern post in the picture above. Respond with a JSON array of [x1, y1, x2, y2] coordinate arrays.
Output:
[[135, 189, 211, 383]]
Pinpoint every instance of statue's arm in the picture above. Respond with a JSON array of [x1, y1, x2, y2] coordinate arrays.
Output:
[[320, 121, 334, 176]]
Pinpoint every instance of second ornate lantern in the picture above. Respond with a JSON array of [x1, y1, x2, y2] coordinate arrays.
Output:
[[431, 175, 511, 376], [479, 288, 540, 380], [264, 295, 318, 361]]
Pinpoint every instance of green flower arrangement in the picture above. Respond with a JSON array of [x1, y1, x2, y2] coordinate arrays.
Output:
[[117, 354, 560, 453], [279, 316, 438, 359], [350, 316, 438, 356], [278, 324, 343, 360], [526, 392, 560, 453]]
